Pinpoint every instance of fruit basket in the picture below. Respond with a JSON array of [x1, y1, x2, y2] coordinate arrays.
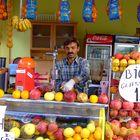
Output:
[[0, 95, 106, 140]]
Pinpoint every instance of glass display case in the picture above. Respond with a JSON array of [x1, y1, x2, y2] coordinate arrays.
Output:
[[0, 95, 107, 139]]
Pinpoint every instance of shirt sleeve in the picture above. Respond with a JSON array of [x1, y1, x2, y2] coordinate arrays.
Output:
[[75, 59, 90, 84]]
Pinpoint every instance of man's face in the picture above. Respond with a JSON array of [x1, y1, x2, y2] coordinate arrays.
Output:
[[64, 42, 80, 59]]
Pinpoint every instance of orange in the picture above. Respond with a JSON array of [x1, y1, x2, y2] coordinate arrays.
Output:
[[74, 126, 82, 133], [21, 90, 29, 99], [73, 133, 81, 140], [54, 92, 63, 101], [66, 138, 74, 140], [89, 134, 95, 140], [12, 90, 21, 99], [0, 89, 4, 98]]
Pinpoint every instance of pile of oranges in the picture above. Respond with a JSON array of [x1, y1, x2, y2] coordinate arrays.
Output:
[[12, 90, 30, 99], [0, 3, 7, 20]]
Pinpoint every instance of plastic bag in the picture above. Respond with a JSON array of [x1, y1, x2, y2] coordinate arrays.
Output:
[[106, 0, 122, 21], [137, 3, 140, 22], [82, 0, 97, 22], [58, 0, 71, 23], [26, 0, 37, 20]]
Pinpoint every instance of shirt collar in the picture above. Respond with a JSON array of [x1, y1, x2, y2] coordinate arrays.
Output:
[[64, 56, 79, 64]]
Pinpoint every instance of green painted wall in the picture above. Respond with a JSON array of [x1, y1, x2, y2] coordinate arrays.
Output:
[[0, 0, 140, 64]]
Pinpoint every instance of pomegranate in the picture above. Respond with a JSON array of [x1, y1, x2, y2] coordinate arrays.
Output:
[[123, 54, 130, 61], [48, 122, 58, 133], [122, 101, 134, 110], [125, 133, 140, 140], [110, 100, 122, 110], [98, 94, 108, 104], [32, 116, 43, 124], [126, 120, 137, 129], [64, 91, 76, 102], [110, 109, 119, 117], [36, 121, 48, 134], [114, 52, 124, 60], [119, 110, 128, 117], [128, 110, 138, 118], [111, 120, 121, 128], [30, 88, 41, 100]]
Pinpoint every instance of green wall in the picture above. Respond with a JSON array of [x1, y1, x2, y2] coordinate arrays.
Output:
[[0, 0, 140, 64]]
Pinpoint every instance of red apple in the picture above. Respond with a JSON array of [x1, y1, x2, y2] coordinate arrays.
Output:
[[130, 51, 140, 60], [114, 52, 124, 60], [54, 128, 64, 140], [128, 110, 138, 118], [30, 88, 41, 100], [111, 120, 121, 128]]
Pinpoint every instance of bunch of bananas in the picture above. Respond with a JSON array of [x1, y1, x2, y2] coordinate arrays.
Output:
[[12, 16, 32, 32]]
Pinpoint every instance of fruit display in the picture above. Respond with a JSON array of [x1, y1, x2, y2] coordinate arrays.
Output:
[[112, 51, 140, 72], [12, 16, 32, 32], [109, 51, 140, 139], [4, 115, 104, 140]]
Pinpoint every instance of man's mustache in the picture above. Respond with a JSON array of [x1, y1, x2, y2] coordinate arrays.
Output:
[[68, 52, 74, 55]]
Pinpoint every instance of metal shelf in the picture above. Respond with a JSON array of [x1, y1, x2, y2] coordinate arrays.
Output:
[[0, 95, 108, 119]]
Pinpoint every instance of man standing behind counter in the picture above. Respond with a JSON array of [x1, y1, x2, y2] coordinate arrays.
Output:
[[55, 37, 90, 92]]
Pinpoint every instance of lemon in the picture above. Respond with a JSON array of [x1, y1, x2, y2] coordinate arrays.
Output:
[[36, 137, 44, 140], [12, 90, 21, 99], [44, 92, 55, 101], [80, 128, 90, 139], [64, 127, 75, 138], [21, 90, 29, 99], [0, 89, 4, 98], [89, 95, 98, 103], [54, 92, 63, 101]]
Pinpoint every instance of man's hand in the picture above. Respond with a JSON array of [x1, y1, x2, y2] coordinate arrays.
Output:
[[62, 79, 75, 92]]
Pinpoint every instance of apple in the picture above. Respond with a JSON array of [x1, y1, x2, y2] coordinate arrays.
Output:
[[36, 121, 48, 134], [123, 54, 130, 61], [98, 94, 108, 104], [48, 122, 58, 134]]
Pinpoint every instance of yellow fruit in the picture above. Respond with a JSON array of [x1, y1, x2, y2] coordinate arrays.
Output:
[[89, 95, 98, 103], [36, 136, 44, 140], [54, 92, 63, 101], [66, 138, 74, 140], [44, 139, 50, 140], [74, 126, 82, 133], [87, 122, 95, 133], [64, 127, 75, 138], [73, 133, 81, 140], [21, 90, 29, 99], [94, 127, 102, 140], [10, 127, 20, 138], [80, 128, 90, 139], [44, 92, 55, 101], [0, 89, 4, 98], [12, 90, 21, 99]]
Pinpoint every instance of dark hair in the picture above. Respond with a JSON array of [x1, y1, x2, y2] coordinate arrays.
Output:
[[64, 37, 80, 47]]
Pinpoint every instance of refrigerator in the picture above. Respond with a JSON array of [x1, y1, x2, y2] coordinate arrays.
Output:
[[85, 34, 113, 95], [114, 35, 140, 54]]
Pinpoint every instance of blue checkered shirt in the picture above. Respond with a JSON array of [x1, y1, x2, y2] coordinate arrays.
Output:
[[55, 57, 90, 92]]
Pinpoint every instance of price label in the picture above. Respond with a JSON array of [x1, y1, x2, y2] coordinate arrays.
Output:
[[0, 132, 14, 140], [0, 106, 7, 131], [119, 64, 140, 102]]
